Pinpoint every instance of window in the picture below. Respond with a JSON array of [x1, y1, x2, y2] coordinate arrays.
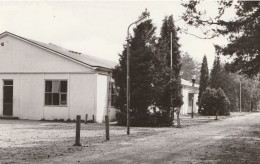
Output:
[[45, 80, 67, 106], [110, 81, 118, 107]]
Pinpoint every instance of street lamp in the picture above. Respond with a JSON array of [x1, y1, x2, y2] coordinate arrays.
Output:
[[191, 76, 196, 118], [240, 77, 242, 112], [126, 15, 148, 135]]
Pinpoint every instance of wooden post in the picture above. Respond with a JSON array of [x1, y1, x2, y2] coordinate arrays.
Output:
[[105, 115, 109, 141], [85, 114, 88, 124], [92, 115, 95, 123], [176, 107, 180, 128], [191, 96, 194, 118], [73, 115, 81, 146]]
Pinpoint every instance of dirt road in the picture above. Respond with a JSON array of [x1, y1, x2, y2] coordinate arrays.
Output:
[[0, 113, 259, 163], [39, 112, 260, 164]]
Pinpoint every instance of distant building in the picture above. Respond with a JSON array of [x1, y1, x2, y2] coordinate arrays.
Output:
[[0, 31, 116, 123], [180, 79, 199, 115]]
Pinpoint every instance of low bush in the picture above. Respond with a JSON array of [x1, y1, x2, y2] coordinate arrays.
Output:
[[200, 88, 230, 116]]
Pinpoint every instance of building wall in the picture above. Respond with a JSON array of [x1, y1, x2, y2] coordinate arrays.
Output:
[[19, 74, 44, 120], [96, 74, 108, 123], [68, 74, 96, 121], [181, 88, 189, 115], [0, 73, 97, 121]]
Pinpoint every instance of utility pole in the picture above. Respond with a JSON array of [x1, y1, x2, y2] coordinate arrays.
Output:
[[240, 79, 242, 112], [126, 28, 130, 135], [191, 77, 196, 118], [170, 31, 174, 120], [170, 31, 173, 69]]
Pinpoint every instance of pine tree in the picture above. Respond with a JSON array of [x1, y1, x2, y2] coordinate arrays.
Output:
[[113, 10, 156, 126], [151, 15, 183, 125], [198, 55, 209, 110], [210, 56, 221, 89]]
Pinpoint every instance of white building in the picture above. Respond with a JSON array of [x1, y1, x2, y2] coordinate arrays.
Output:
[[0, 31, 116, 123], [180, 79, 199, 115]]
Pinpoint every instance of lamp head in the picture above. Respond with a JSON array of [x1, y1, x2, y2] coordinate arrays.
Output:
[[192, 75, 196, 86], [135, 15, 149, 25]]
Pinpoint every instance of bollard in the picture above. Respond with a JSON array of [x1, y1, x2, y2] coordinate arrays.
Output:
[[73, 115, 81, 146], [92, 115, 95, 123], [85, 114, 88, 124], [105, 115, 109, 141]]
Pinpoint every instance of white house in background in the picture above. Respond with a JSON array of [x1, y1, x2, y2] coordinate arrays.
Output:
[[0, 31, 117, 123], [180, 79, 199, 115]]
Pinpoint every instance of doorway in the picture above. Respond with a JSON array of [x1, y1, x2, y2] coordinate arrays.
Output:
[[188, 93, 194, 114], [3, 80, 13, 116]]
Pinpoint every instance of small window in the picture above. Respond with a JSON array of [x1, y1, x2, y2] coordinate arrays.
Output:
[[111, 82, 118, 107], [45, 80, 67, 106]]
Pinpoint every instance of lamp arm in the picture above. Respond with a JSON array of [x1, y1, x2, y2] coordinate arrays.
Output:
[[127, 15, 148, 39]]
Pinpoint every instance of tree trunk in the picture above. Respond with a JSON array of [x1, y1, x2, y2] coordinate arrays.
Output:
[[215, 109, 219, 120]]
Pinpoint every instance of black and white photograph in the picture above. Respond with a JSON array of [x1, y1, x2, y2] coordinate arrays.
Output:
[[0, 0, 259, 163]]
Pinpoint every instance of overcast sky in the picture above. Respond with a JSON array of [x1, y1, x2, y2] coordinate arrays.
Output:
[[0, 1, 232, 69]]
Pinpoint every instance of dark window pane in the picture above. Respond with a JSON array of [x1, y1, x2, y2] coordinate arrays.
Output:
[[60, 81, 67, 93], [4, 80, 13, 85], [45, 81, 52, 92], [60, 94, 67, 105], [53, 93, 59, 105], [45, 93, 52, 105]]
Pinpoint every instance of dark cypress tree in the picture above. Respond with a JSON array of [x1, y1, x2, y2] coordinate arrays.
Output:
[[113, 10, 156, 126], [151, 15, 183, 125], [198, 55, 209, 111], [210, 56, 222, 89]]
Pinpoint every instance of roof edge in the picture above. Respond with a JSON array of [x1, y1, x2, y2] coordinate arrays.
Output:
[[0, 31, 113, 71]]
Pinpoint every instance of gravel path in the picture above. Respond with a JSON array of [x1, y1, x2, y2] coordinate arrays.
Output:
[[0, 112, 259, 163]]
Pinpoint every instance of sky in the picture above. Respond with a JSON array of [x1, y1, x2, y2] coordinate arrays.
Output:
[[0, 1, 233, 69]]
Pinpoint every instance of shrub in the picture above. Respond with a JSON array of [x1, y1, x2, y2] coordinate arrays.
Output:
[[216, 88, 230, 115], [200, 88, 230, 116]]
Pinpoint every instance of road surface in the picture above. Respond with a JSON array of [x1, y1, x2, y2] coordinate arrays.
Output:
[[41, 112, 260, 163]]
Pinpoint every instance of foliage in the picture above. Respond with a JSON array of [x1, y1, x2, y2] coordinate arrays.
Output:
[[240, 75, 260, 112], [181, 53, 201, 83], [218, 66, 240, 112], [182, 1, 260, 77], [200, 88, 230, 116], [209, 62, 260, 112], [216, 88, 231, 116], [198, 55, 209, 112], [151, 15, 183, 126], [210, 56, 221, 89], [113, 10, 156, 126]]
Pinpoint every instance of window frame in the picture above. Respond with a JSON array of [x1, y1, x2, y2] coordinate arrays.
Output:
[[44, 80, 68, 107]]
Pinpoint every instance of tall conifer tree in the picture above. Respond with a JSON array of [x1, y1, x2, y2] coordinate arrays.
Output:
[[113, 10, 156, 126], [151, 15, 183, 125], [198, 55, 209, 110], [210, 56, 222, 89]]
